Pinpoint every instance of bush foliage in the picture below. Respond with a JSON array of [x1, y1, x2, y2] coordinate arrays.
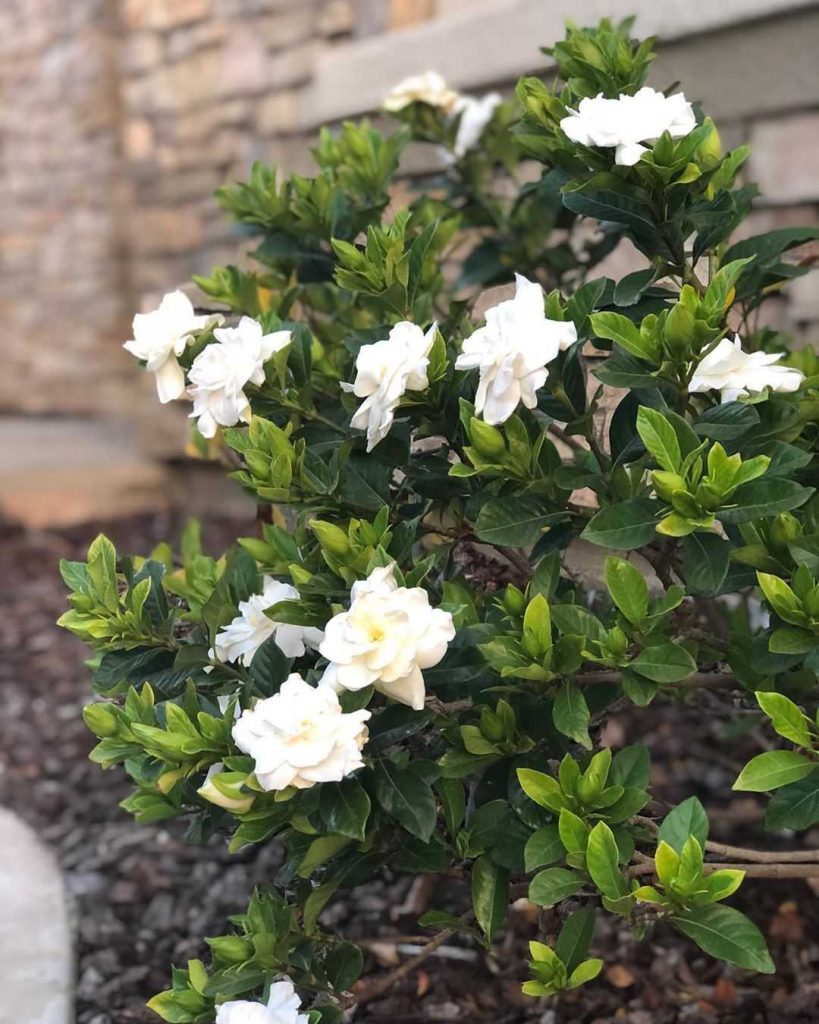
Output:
[[61, 17, 819, 1021]]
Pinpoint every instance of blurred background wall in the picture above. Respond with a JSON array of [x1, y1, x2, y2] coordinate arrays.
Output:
[[2, 0, 818, 527]]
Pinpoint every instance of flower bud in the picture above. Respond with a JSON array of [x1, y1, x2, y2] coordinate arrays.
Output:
[[606, 626, 628, 658], [207, 935, 253, 963], [770, 513, 802, 553], [469, 417, 506, 459], [664, 303, 696, 358], [156, 768, 186, 794], [198, 767, 256, 814], [671, 489, 702, 518], [83, 703, 119, 738], [479, 707, 506, 742], [310, 520, 350, 557], [503, 585, 526, 616], [694, 481, 723, 512], [697, 118, 722, 163], [652, 471, 687, 503]]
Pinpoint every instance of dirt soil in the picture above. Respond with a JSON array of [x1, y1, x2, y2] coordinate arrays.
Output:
[[1, 512, 818, 1024]]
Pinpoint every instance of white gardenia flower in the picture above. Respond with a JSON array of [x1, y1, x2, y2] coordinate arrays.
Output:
[[188, 316, 291, 437], [455, 274, 577, 425], [560, 86, 696, 166], [123, 290, 220, 403], [232, 674, 370, 792], [319, 564, 455, 712], [212, 577, 323, 667], [342, 321, 437, 451], [383, 70, 460, 113], [215, 979, 309, 1024], [689, 335, 804, 404], [452, 92, 502, 157]]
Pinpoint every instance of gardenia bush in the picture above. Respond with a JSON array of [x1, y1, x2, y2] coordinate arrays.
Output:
[[60, 17, 819, 1022]]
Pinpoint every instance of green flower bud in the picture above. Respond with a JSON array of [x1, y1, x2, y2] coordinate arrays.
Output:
[[664, 303, 696, 358], [652, 471, 687, 503], [694, 481, 723, 512], [606, 626, 628, 657], [469, 417, 506, 459], [671, 489, 703, 518], [207, 935, 254, 964], [479, 707, 506, 742], [698, 118, 722, 163], [198, 769, 256, 815], [310, 520, 350, 557], [770, 513, 802, 553], [503, 585, 526, 616], [83, 703, 119, 738]]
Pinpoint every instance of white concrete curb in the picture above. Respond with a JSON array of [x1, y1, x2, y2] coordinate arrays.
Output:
[[0, 808, 73, 1024]]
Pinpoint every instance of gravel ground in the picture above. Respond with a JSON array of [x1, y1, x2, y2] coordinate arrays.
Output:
[[1, 513, 818, 1024]]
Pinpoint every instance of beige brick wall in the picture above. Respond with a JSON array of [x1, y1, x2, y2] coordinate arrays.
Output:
[[2, 0, 818, 457]]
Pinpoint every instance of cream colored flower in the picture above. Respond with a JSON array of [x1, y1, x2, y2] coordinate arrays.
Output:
[[319, 564, 455, 711], [452, 92, 502, 157], [188, 316, 291, 437], [689, 336, 803, 403], [455, 274, 576, 424], [383, 71, 460, 113], [342, 321, 437, 451], [215, 979, 309, 1024], [211, 577, 322, 667], [124, 290, 220, 403], [232, 674, 370, 792], [560, 87, 696, 166]]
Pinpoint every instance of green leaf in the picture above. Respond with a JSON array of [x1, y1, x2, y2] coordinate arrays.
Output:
[[590, 312, 654, 361], [586, 822, 629, 899], [636, 407, 681, 472], [718, 480, 814, 524], [528, 867, 584, 907], [471, 856, 509, 942], [555, 908, 596, 975], [765, 770, 819, 830], [525, 825, 564, 871], [610, 745, 651, 790], [374, 762, 437, 841], [319, 779, 371, 841], [474, 496, 561, 547], [605, 557, 648, 624], [756, 692, 812, 748], [681, 532, 731, 596], [659, 796, 708, 854], [671, 905, 774, 973], [567, 959, 604, 988], [733, 750, 815, 792], [630, 643, 696, 683], [323, 941, 364, 992], [553, 683, 591, 749], [517, 769, 565, 812], [581, 498, 660, 550]]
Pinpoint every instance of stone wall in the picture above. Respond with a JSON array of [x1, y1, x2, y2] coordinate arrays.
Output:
[[1, 0, 818, 524]]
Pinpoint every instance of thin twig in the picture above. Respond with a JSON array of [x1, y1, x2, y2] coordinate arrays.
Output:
[[632, 815, 819, 864], [630, 859, 819, 880], [346, 911, 475, 1008]]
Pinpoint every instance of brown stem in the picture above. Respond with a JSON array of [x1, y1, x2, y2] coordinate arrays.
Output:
[[704, 840, 819, 864], [632, 815, 819, 864], [345, 911, 474, 1008], [630, 860, 819, 880]]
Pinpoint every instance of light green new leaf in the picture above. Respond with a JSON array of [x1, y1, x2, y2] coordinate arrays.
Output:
[[636, 407, 681, 472], [733, 750, 815, 792], [756, 692, 812, 748], [605, 556, 648, 624], [586, 821, 629, 900]]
